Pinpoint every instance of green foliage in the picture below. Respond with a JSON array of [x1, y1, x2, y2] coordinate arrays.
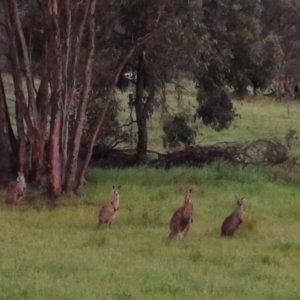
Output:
[[283, 59, 300, 79], [260, 0, 300, 94], [195, 0, 279, 98], [162, 115, 196, 148], [196, 90, 235, 131], [69, 91, 132, 150], [248, 35, 282, 90], [17, 1, 44, 66]]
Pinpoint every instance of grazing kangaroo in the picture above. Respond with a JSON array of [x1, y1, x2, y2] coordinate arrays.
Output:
[[98, 186, 121, 227], [168, 189, 193, 240], [5, 171, 27, 205], [221, 196, 244, 237]]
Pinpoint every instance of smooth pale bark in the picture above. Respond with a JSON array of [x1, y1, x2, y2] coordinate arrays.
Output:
[[3, 0, 36, 171], [47, 0, 63, 197], [60, 0, 72, 184], [0, 71, 16, 153], [65, 0, 96, 194], [10, 0, 39, 125], [4, 0, 47, 179], [3, 0, 166, 197]]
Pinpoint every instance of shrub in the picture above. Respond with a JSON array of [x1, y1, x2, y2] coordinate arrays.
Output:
[[162, 115, 196, 149]]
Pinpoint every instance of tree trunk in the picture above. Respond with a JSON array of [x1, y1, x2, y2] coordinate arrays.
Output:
[[0, 71, 18, 180], [75, 26, 157, 193], [3, 0, 163, 197], [135, 117, 148, 159], [10, 0, 39, 125], [48, 93, 62, 197], [47, 0, 63, 198], [65, 0, 96, 194], [15, 94, 27, 172], [0, 71, 17, 153], [75, 45, 139, 193], [5, 0, 49, 183], [134, 54, 147, 160], [60, 1, 71, 186], [253, 86, 257, 97], [134, 54, 156, 160], [29, 75, 49, 184], [135, 88, 155, 160]]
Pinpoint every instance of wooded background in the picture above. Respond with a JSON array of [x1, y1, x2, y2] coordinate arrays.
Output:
[[0, 0, 299, 198]]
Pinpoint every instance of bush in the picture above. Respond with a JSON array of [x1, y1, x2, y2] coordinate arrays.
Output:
[[196, 90, 236, 131], [162, 115, 196, 149]]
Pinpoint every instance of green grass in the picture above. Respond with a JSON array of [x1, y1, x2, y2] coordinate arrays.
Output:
[[208, 98, 300, 145], [1, 164, 300, 299], [3, 74, 300, 298], [116, 87, 300, 153]]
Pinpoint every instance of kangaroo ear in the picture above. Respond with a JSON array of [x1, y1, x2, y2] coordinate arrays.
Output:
[[118, 185, 121, 189], [112, 185, 115, 189], [189, 189, 193, 193]]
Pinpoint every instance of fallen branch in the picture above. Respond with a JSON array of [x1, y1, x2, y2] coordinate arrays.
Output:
[[89, 139, 288, 169]]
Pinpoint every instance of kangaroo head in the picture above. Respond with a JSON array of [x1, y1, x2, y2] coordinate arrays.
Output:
[[17, 171, 25, 183], [235, 196, 244, 207], [16, 171, 26, 189], [184, 189, 192, 202], [112, 185, 121, 199]]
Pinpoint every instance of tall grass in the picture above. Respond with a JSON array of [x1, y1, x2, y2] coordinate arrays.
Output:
[[1, 163, 300, 299]]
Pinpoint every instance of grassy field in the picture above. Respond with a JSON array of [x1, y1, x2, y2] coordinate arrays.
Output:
[[2, 74, 300, 299], [1, 163, 300, 300], [115, 84, 300, 153]]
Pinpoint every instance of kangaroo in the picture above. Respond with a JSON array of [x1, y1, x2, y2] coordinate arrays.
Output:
[[168, 189, 193, 240], [98, 185, 121, 227], [5, 171, 27, 205], [221, 196, 244, 237]]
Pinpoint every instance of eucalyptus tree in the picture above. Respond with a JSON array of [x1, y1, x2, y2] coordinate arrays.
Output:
[[0, 0, 281, 197], [193, 0, 280, 128], [118, 0, 281, 155], [1, 0, 168, 197], [260, 0, 300, 96], [117, 0, 210, 158]]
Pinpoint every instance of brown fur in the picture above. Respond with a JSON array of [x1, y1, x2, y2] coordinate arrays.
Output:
[[5, 171, 27, 205], [221, 196, 244, 237], [98, 185, 121, 227], [168, 189, 193, 240]]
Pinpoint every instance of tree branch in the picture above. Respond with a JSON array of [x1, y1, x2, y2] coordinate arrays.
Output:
[[10, 0, 39, 125], [65, 0, 96, 194], [117, 120, 137, 128]]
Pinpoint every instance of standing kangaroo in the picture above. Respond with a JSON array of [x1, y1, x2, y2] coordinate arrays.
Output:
[[5, 171, 27, 205], [221, 196, 244, 237], [98, 186, 121, 227], [168, 189, 193, 240]]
